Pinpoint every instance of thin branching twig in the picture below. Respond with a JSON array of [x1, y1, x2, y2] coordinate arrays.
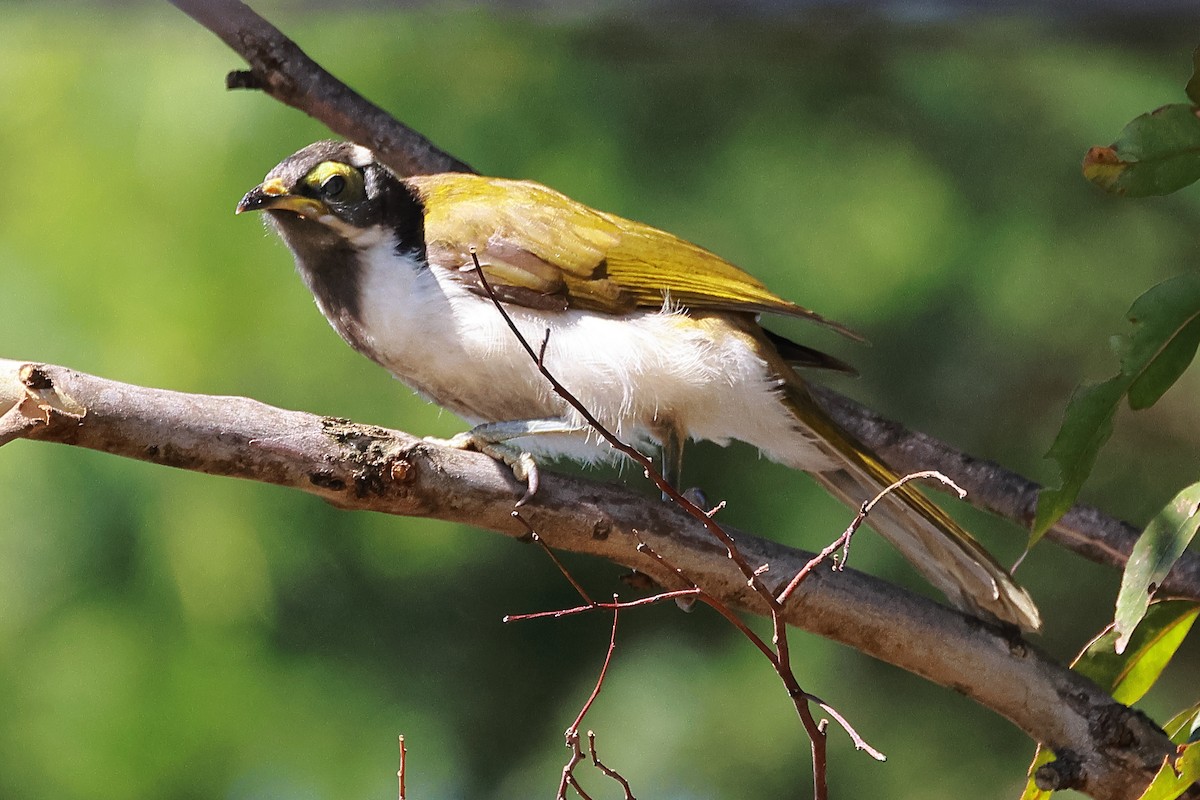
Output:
[[465, 248, 905, 798], [777, 470, 966, 606], [588, 732, 635, 800], [397, 735, 406, 800], [556, 604, 623, 800]]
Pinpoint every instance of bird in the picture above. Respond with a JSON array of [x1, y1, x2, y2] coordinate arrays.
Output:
[[237, 139, 1040, 631]]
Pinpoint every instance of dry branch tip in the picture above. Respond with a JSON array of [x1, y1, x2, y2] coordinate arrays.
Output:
[[226, 69, 263, 90]]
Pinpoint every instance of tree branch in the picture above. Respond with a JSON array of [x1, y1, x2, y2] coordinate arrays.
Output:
[[810, 385, 1200, 600], [0, 358, 1187, 800], [167, 0, 471, 176]]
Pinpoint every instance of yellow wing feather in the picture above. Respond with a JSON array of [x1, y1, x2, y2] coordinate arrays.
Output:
[[408, 173, 860, 338]]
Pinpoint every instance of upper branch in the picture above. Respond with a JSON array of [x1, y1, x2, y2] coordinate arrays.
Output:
[[0, 358, 1185, 800], [168, 0, 472, 176]]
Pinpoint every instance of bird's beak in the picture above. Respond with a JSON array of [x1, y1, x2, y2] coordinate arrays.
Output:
[[236, 178, 327, 219]]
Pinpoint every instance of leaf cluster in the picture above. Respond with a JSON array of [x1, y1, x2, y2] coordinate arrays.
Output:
[[1028, 49, 1200, 800]]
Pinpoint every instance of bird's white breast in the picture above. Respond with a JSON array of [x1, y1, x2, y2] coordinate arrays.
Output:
[[344, 237, 836, 470]]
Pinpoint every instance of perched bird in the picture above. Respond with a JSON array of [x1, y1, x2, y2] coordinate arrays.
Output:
[[238, 139, 1040, 631]]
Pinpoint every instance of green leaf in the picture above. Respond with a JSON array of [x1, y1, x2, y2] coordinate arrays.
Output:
[[1135, 743, 1200, 800], [1073, 600, 1199, 705], [1018, 746, 1057, 800], [1115, 484, 1200, 651], [1124, 275, 1200, 408], [1033, 274, 1200, 543], [1039, 605, 1199, 798], [1186, 46, 1200, 106], [1083, 104, 1200, 197], [1032, 379, 1122, 544], [1164, 701, 1200, 745], [1128, 314, 1200, 408]]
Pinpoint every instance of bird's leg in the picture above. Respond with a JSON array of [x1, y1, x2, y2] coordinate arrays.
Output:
[[426, 419, 587, 506], [655, 423, 708, 510], [658, 424, 686, 500], [653, 423, 700, 612]]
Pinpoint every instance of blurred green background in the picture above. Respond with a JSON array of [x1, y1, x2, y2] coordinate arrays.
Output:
[[2, 2, 1199, 798]]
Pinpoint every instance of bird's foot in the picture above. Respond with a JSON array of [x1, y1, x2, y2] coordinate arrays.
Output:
[[425, 430, 541, 506], [426, 418, 584, 506]]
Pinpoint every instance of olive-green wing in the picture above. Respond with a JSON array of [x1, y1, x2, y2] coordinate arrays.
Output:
[[602, 214, 861, 339], [409, 173, 628, 311], [408, 173, 859, 339]]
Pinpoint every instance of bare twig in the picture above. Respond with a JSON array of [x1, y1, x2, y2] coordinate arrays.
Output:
[[634, 535, 882, 759], [466, 249, 840, 797], [397, 735, 406, 800], [588, 732, 636, 800], [504, 590, 701, 623], [777, 471, 966, 606], [558, 606, 629, 800], [514, 513, 597, 606], [808, 694, 886, 761], [570, 603, 620, 735]]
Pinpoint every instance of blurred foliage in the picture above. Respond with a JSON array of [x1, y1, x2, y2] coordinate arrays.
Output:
[[2, 3, 1200, 799], [1135, 741, 1200, 800]]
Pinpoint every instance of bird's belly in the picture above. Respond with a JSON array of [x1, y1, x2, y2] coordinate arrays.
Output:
[[353, 261, 834, 468]]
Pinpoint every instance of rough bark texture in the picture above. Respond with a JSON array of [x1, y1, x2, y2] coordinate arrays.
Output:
[[1, 360, 1190, 800]]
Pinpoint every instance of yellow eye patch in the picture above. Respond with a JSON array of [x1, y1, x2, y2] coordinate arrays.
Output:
[[304, 161, 365, 202]]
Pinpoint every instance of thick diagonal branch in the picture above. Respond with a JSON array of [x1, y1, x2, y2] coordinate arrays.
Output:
[[0, 359, 1187, 800], [168, 0, 470, 176]]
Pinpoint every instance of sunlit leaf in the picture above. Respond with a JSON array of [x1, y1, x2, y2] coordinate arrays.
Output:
[[1029, 605, 1199, 797], [1083, 104, 1200, 197], [1018, 746, 1057, 800], [1164, 701, 1200, 745], [1034, 274, 1200, 543], [1135, 743, 1200, 800], [1115, 484, 1200, 651], [1073, 600, 1198, 704]]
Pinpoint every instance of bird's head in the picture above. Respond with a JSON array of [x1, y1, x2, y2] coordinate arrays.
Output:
[[237, 140, 404, 248]]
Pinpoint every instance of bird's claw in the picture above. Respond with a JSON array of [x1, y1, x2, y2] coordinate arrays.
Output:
[[424, 432, 540, 507], [510, 452, 540, 507]]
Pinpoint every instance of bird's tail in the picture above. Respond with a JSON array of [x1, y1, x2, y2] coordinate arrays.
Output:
[[781, 382, 1041, 632]]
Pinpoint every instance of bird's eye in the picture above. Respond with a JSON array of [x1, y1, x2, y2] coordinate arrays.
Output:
[[321, 174, 347, 197], [305, 161, 365, 204]]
